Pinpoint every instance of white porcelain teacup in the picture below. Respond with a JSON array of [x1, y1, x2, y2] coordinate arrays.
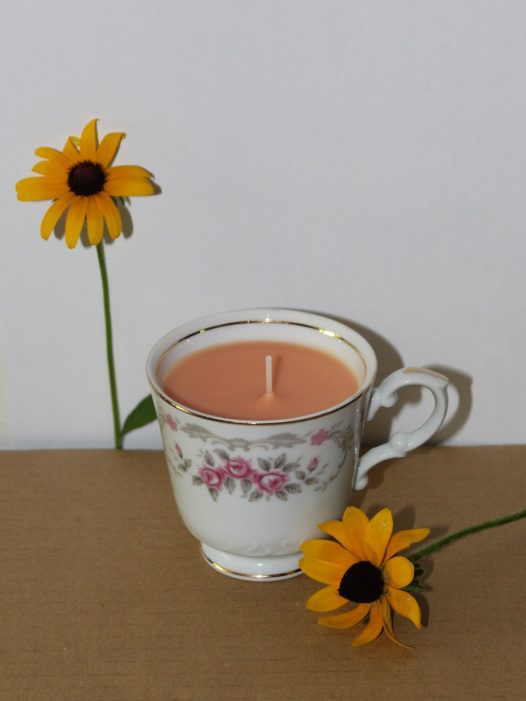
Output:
[[147, 308, 448, 581]]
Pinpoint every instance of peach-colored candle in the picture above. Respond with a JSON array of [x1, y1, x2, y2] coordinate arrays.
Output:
[[162, 340, 359, 421]]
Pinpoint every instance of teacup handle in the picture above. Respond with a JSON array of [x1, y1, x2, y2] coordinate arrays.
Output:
[[355, 368, 449, 490]]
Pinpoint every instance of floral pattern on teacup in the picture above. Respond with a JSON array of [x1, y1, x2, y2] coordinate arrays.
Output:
[[223, 457, 254, 480], [164, 417, 355, 502], [310, 428, 330, 446], [188, 450, 304, 502], [163, 414, 352, 502], [159, 411, 179, 432], [252, 470, 289, 495], [198, 466, 226, 490]]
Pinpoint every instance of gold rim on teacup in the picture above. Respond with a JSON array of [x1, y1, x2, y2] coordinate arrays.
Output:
[[146, 314, 375, 426]]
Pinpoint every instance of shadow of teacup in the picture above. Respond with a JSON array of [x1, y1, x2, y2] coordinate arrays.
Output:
[[303, 310, 473, 490], [325, 314, 473, 447]]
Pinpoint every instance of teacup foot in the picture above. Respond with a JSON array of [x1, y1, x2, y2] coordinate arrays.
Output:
[[200, 544, 303, 581]]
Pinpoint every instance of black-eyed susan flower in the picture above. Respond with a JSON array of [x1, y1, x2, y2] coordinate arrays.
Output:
[[15, 118, 159, 450], [300, 506, 430, 648], [16, 118, 155, 248]]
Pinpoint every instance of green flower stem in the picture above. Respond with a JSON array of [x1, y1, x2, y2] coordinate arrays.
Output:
[[96, 242, 122, 449], [410, 508, 526, 562]]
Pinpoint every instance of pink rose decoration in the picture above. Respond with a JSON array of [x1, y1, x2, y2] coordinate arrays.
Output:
[[175, 443, 183, 459], [311, 428, 330, 446], [198, 466, 226, 490], [224, 457, 253, 480], [253, 471, 288, 495], [307, 457, 319, 471], [165, 414, 178, 431]]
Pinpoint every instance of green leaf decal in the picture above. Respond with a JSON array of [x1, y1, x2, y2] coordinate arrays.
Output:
[[122, 394, 157, 437], [241, 479, 252, 495], [282, 463, 298, 472], [274, 453, 286, 470]]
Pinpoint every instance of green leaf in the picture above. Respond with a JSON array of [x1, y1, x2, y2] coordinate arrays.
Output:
[[122, 394, 157, 437], [403, 582, 425, 593], [414, 564, 424, 578]]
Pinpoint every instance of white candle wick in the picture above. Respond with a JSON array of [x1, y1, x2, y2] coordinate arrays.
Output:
[[265, 355, 273, 395]]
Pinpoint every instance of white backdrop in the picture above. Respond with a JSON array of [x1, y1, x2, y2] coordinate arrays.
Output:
[[1, 0, 524, 449]]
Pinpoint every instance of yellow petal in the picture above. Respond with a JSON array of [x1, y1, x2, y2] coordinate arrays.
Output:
[[107, 165, 152, 179], [64, 196, 88, 248], [63, 137, 80, 160], [32, 160, 68, 179], [384, 556, 414, 588], [364, 508, 393, 566], [79, 119, 99, 160], [306, 585, 349, 612], [104, 178, 155, 197], [299, 556, 346, 586], [318, 519, 355, 552], [380, 596, 412, 649], [351, 600, 383, 646], [86, 196, 105, 245], [40, 192, 75, 240], [384, 528, 431, 561], [387, 586, 421, 629], [342, 506, 370, 560], [34, 146, 74, 168], [319, 603, 370, 629], [16, 177, 68, 201], [97, 192, 122, 240], [96, 132, 126, 167], [300, 539, 358, 569]]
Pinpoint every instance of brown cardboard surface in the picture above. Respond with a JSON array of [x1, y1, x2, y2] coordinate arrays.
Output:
[[0, 446, 524, 701]]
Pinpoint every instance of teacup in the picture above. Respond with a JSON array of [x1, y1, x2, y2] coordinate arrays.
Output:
[[147, 308, 448, 581]]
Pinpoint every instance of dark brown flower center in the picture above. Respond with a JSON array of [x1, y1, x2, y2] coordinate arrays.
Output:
[[68, 161, 106, 196], [338, 561, 384, 603]]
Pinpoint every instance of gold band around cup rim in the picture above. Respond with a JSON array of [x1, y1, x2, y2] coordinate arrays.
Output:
[[147, 318, 375, 426]]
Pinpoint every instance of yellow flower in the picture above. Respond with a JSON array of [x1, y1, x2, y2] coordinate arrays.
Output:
[[16, 119, 155, 249], [300, 506, 430, 648]]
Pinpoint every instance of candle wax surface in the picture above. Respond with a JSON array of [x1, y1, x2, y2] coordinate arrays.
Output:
[[161, 340, 360, 420]]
